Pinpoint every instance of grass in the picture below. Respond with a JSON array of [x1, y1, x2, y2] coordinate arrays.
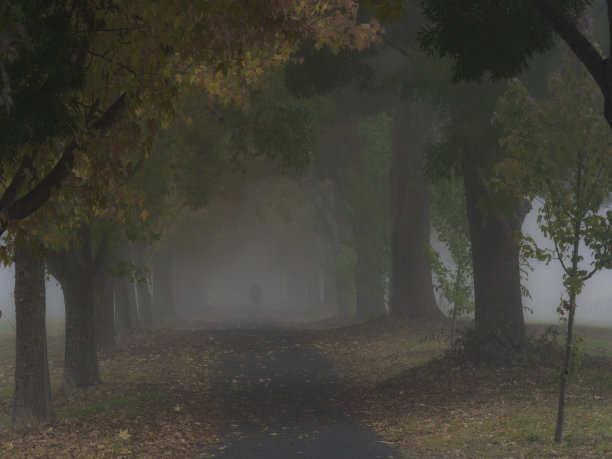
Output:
[[57, 390, 168, 419], [312, 321, 612, 458], [0, 328, 221, 458], [391, 396, 612, 457], [309, 317, 448, 386], [2, 319, 612, 457]]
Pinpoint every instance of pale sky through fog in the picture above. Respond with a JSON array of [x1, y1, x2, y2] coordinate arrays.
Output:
[[521, 203, 612, 325]]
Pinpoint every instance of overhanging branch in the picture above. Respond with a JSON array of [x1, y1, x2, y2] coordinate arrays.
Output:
[[2, 93, 128, 224]]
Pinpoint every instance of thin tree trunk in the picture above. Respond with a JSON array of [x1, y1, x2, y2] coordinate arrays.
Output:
[[463, 163, 527, 348], [114, 276, 132, 332], [555, 294, 576, 443], [390, 102, 445, 321], [93, 264, 114, 350], [120, 244, 139, 328], [334, 263, 353, 319], [449, 267, 463, 351], [133, 244, 152, 326], [555, 170, 584, 443], [127, 277, 138, 327], [12, 243, 54, 428]]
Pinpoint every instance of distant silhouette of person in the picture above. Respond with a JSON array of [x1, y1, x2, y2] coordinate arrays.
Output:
[[249, 283, 262, 310]]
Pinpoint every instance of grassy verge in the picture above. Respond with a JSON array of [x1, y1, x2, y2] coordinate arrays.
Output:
[[2, 319, 612, 458], [313, 320, 612, 458], [309, 317, 448, 387], [0, 329, 222, 458]]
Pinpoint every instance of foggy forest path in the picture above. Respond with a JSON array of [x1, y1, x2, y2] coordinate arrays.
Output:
[[197, 329, 399, 459]]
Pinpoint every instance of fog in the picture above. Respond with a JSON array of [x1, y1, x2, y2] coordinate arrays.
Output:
[[0, 270, 65, 333], [1, 201, 611, 333], [522, 202, 612, 325]]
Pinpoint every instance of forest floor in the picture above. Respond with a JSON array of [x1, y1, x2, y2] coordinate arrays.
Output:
[[0, 318, 612, 457]]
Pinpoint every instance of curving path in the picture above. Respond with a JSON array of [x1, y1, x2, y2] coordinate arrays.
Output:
[[197, 329, 399, 459]]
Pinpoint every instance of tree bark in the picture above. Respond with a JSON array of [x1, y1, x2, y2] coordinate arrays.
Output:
[[12, 243, 55, 428], [47, 227, 101, 388], [390, 103, 445, 321], [62, 267, 101, 387], [463, 163, 527, 348]]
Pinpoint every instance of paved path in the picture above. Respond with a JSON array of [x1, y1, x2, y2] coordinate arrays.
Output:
[[197, 329, 399, 459]]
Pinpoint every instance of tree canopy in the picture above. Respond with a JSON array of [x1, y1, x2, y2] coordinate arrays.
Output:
[[0, 0, 383, 238]]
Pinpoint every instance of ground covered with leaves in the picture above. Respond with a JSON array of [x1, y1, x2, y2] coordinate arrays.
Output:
[[0, 329, 223, 458], [1, 319, 612, 457], [314, 320, 612, 458]]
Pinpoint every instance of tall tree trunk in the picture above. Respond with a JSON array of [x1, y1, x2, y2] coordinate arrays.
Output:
[[93, 263, 114, 350], [152, 249, 176, 323], [113, 244, 139, 331], [334, 263, 353, 319], [133, 244, 152, 326], [12, 243, 54, 428], [47, 227, 101, 388], [323, 256, 338, 308], [331, 183, 356, 320], [123, 245, 139, 327], [114, 276, 132, 332], [127, 277, 138, 327], [62, 267, 101, 387], [390, 103, 445, 321], [463, 163, 527, 348], [354, 239, 387, 320]]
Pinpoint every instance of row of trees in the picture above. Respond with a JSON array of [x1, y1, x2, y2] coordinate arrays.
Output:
[[5, 0, 612, 445], [4, 0, 385, 428]]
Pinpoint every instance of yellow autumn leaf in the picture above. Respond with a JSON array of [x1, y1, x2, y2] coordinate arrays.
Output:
[[140, 209, 149, 221], [174, 404, 181, 412], [117, 429, 131, 440]]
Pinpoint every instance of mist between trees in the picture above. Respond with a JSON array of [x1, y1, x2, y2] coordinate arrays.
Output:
[[1, 0, 612, 455]]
